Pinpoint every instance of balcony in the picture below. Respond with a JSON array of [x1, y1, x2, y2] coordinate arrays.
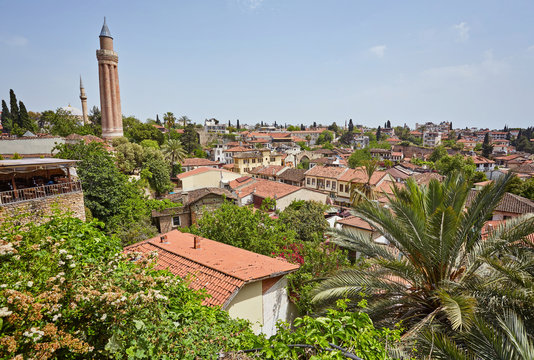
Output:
[[0, 180, 82, 206]]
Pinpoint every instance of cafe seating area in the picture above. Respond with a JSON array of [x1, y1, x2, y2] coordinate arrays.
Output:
[[0, 158, 81, 205]]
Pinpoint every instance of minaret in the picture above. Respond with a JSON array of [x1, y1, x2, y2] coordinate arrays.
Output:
[[96, 17, 123, 138], [79, 76, 89, 124]]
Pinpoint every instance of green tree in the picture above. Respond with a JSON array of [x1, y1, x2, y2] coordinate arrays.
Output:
[[429, 145, 448, 162], [123, 116, 164, 145], [317, 130, 334, 145], [18, 100, 34, 132], [348, 118, 354, 132], [161, 139, 186, 176], [178, 115, 191, 128], [313, 173, 534, 336], [41, 108, 80, 136], [141, 147, 173, 196], [180, 124, 199, 154], [435, 154, 476, 180], [482, 132, 493, 157], [112, 137, 145, 174], [163, 111, 176, 130], [349, 160, 379, 206], [9, 89, 19, 126], [1, 99, 12, 133], [188, 201, 296, 256], [376, 126, 381, 141], [279, 200, 328, 242], [348, 148, 371, 168]]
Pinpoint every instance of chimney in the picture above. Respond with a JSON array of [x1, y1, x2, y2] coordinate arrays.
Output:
[[160, 234, 168, 243], [193, 236, 201, 249]]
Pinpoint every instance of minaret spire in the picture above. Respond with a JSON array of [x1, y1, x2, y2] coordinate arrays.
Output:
[[100, 17, 112, 38], [79, 75, 89, 125]]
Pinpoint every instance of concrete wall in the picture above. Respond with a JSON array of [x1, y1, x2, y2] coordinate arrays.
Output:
[[0, 137, 65, 155], [181, 170, 242, 191], [226, 281, 263, 334], [262, 277, 292, 337], [276, 189, 328, 211], [0, 191, 85, 225]]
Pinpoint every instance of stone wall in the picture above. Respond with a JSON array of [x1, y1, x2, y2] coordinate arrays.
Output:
[[0, 192, 85, 225], [0, 137, 65, 156]]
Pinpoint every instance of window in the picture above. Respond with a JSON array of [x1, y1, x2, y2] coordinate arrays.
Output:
[[307, 178, 311, 185], [339, 184, 344, 192], [332, 181, 337, 190], [252, 159, 256, 163], [312, 178, 316, 185], [270, 157, 275, 162], [172, 216, 181, 227], [326, 180, 330, 188]]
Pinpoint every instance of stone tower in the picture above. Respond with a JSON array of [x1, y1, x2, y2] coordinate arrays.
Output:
[[79, 76, 89, 124], [96, 17, 123, 138]]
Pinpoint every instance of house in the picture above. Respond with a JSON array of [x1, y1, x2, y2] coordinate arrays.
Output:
[[467, 191, 534, 220], [234, 179, 327, 211], [232, 150, 284, 175], [176, 167, 242, 191], [248, 165, 287, 181], [422, 132, 442, 147], [180, 158, 221, 172], [125, 231, 299, 336], [336, 216, 379, 240], [204, 118, 228, 134], [222, 146, 252, 164], [0, 158, 85, 224], [152, 188, 236, 232], [471, 155, 495, 172], [277, 168, 307, 186], [353, 136, 369, 149], [457, 138, 478, 150]]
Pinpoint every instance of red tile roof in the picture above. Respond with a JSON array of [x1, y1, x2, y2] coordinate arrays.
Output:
[[229, 176, 256, 190], [176, 166, 234, 179], [224, 146, 251, 153], [338, 168, 387, 185], [337, 216, 374, 231], [467, 191, 534, 215], [235, 179, 300, 199], [181, 158, 219, 167], [124, 231, 299, 307], [305, 165, 349, 179], [249, 165, 286, 177]]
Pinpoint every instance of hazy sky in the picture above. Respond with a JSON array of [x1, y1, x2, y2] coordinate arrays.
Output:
[[1, 0, 533, 128]]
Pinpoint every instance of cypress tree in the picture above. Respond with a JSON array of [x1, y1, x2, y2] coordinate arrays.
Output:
[[1, 100, 12, 133], [376, 126, 382, 141], [348, 119, 354, 132], [482, 133, 493, 158], [19, 101, 32, 131], [155, 114, 162, 125], [386, 120, 391, 128], [9, 89, 20, 126], [300, 124, 305, 131], [313, 122, 317, 128], [236, 119, 240, 130]]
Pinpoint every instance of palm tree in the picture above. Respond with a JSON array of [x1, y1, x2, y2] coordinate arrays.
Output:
[[349, 160, 379, 206], [420, 310, 534, 360], [178, 115, 191, 128], [161, 139, 186, 176], [312, 173, 534, 336], [163, 112, 176, 131]]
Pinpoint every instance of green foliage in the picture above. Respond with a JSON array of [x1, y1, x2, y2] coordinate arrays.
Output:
[[139, 139, 160, 149], [287, 125, 300, 131], [41, 108, 101, 137], [180, 124, 200, 154], [123, 116, 164, 145], [141, 148, 173, 196], [435, 154, 476, 180], [112, 138, 145, 174], [297, 141, 311, 151], [161, 139, 186, 176], [429, 145, 448, 162], [279, 201, 328, 242], [0, 215, 259, 359], [507, 175, 534, 201], [187, 201, 296, 255], [313, 173, 534, 339], [317, 130, 334, 145], [257, 300, 402, 359], [1, 90, 37, 134], [348, 148, 371, 168], [11, 153, 23, 160]]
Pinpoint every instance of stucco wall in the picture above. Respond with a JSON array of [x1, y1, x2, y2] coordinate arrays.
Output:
[[181, 170, 242, 191], [262, 277, 292, 337], [0, 191, 85, 225], [276, 189, 328, 211], [0, 137, 65, 155], [226, 281, 263, 334]]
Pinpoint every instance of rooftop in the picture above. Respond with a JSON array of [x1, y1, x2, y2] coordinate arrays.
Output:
[[124, 231, 299, 307], [467, 191, 534, 215], [336, 216, 374, 231], [235, 179, 300, 199], [181, 158, 220, 167], [176, 166, 234, 180]]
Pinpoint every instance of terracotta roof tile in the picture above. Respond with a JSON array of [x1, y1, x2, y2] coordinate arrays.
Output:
[[277, 168, 307, 182], [305, 165, 348, 179], [176, 167, 235, 179], [235, 179, 300, 199], [467, 191, 534, 215], [337, 216, 374, 231], [181, 158, 220, 167], [124, 231, 299, 307]]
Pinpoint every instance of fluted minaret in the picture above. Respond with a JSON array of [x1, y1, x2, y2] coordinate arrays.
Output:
[[79, 76, 89, 124], [96, 17, 123, 138]]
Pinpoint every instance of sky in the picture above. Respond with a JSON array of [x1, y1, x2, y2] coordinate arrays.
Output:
[[1, 0, 533, 129]]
